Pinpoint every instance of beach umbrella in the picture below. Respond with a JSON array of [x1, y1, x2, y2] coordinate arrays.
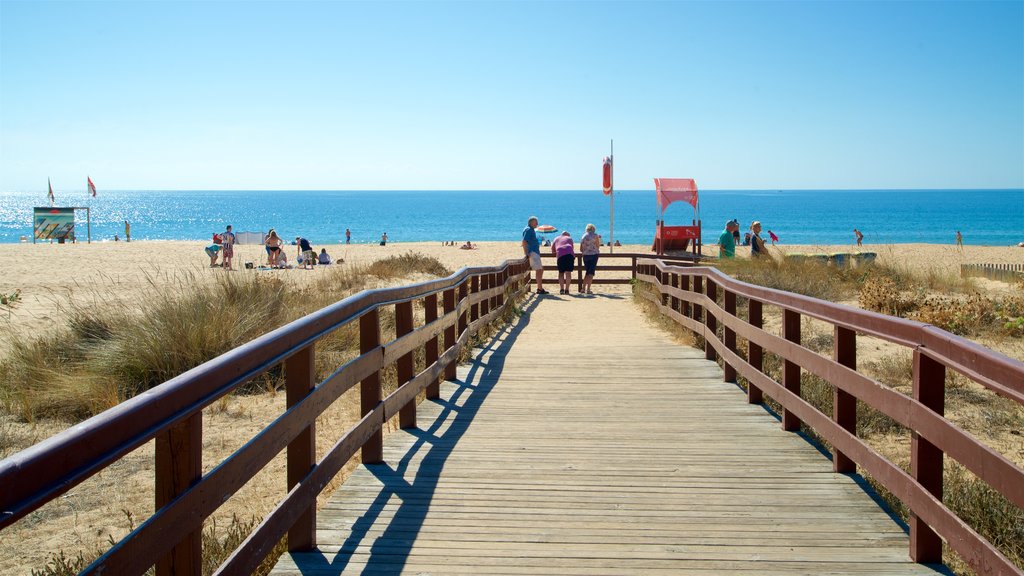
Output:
[[535, 224, 557, 234]]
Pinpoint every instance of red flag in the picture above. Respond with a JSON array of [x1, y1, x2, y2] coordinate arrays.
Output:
[[88, 176, 97, 197], [47, 178, 55, 205]]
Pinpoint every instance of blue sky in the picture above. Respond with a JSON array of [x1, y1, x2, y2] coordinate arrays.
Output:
[[1, 0, 1022, 191]]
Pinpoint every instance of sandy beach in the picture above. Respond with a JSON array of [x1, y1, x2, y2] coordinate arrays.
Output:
[[1, 240, 1020, 349]]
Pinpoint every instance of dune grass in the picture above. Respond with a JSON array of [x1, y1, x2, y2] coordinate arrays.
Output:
[[0, 253, 453, 423]]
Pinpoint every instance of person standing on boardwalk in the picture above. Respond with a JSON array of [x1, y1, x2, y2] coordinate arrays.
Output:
[[854, 229, 864, 246], [718, 220, 738, 259], [750, 221, 767, 258], [124, 220, 131, 242], [956, 230, 963, 251], [221, 225, 236, 270], [551, 231, 575, 295], [345, 228, 351, 244], [522, 216, 546, 294], [580, 224, 601, 295]]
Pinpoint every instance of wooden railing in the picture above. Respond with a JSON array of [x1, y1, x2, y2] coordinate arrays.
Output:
[[537, 251, 701, 290], [635, 258, 1024, 575], [0, 258, 530, 575]]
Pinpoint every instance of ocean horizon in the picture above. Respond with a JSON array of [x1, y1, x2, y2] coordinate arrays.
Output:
[[2, 188, 1022, 247]]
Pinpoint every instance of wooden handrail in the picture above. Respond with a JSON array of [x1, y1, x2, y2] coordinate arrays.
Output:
[[0, 257, 530, 575], [635, 258, 1024, 575]]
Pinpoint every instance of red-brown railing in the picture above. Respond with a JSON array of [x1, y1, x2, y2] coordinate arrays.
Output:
[[537, 251, 701, 290], [0, 258, 530, 575], [635, 258, 1024, 575]]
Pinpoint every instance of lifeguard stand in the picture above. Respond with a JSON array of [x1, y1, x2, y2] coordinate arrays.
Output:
[[652, 178, 701, 255]]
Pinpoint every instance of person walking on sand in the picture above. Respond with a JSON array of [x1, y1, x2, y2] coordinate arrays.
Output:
[[718, 219, 738, 259], [750, 221, 768, 258], [580, 224, 601, 295], [345, 228, 351, 244], [551, 231, 575, 295], [124, 220, 131, 242], [854, 229, 864, 246], [380, 232, 388, 246], [221, 225, 236, 270], [522, 216, 547, 294], [956, 230, 964, 251]]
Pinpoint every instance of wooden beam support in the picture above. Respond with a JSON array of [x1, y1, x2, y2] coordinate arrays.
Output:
[[155, 412, 202, 576], [395, 301, 416, 429], [911, 350, 945, 564], [833, 326, 857, 473], [359, 309, 383, 464]]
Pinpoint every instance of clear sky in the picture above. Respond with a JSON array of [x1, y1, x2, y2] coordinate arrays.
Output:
[[1, 0, 1022, 191]]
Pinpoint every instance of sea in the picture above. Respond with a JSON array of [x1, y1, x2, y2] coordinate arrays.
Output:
[[1, 189, 1022, 247]]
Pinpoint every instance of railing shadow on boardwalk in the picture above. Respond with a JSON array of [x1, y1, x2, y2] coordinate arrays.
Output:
[[736, 381, 925, 542], [291, 294, 543, 575]]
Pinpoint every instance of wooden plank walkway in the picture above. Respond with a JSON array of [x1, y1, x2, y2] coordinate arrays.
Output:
[[271, 290, 947, 575]]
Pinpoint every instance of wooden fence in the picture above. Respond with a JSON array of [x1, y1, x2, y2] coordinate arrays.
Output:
[[961, 263, 1024, 283], [536, 251, 701, 290], [0, 258, 530, 575], [635, 258, 1024, 575]]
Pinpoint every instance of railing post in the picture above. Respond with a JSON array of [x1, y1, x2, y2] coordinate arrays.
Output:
[[285, 344, 316, 551], [424, 293, 440, 399], [496, 270, 505, 309], [692, 276, 703, 324], [681, 274, 691, 318], [723, 290, 736, 383], [443, 288, 457, 381], [782, 309, 802, 432], [470, 276, 480, 323], [481, 273, 490, 318], [911, 350, 945, 563], [833, 326, 857, 473], [359, 309, 383, 464], [155, 413, 202, 576], [577, 255, 583, 292], [492, 272, 499, 310], [631, 257, 637, 281], [705, 279, 717, 361], [747, 299, 763, 404], [670, 272, 679, 313], [395, 301, 417, 429], [458, 282, 468, 336]]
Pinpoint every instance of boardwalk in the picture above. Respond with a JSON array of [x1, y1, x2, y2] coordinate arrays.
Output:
[[271, 290, 945, 575]]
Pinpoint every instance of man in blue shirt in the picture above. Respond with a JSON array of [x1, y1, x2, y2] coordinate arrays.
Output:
[[522, 216, 547, 294]]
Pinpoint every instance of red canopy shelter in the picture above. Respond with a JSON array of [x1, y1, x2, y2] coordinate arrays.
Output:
[[652, 178, 701, 255]]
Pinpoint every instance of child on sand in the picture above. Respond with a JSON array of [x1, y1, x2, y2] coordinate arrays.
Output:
[[204, 244, 221, 267]]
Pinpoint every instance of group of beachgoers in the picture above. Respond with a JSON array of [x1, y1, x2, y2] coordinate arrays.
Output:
[[522, 217, 603, 295], [717, 219, 776, 259], [204, 225, 336, 270]]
